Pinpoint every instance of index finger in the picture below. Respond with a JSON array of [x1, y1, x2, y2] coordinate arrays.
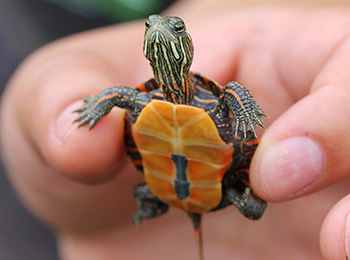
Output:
[[250, 9, 350, 201], [3, 21, 148, 183]]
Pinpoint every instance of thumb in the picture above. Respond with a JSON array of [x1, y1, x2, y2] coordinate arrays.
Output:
[[250, 37, 350, 201], [320, 193, 350, 259]]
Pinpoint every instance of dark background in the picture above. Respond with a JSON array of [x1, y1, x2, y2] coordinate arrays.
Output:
[[0, 0, 175, 259]]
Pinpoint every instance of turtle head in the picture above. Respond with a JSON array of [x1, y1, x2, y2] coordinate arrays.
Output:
[[143, 15, 194, 104], [143, 15, 194, 71]]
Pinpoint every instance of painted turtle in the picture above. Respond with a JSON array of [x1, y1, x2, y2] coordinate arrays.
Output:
[[74, 14, 267, 260]]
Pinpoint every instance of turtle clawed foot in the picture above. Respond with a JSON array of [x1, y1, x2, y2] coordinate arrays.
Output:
[[231, 96, 267, 138], [227, 187, 266, 220], [132, 183, 169, 225], [239, 187, 266, 220], [132, 203, 169, 225], [133, 211, 144, 226], [218, 81, 267, 138], [72, 96, 102, 130], [233, 108, 267, 138]]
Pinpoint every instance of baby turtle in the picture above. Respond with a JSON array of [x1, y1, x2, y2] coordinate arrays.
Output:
[[74, 14, 267, 260]]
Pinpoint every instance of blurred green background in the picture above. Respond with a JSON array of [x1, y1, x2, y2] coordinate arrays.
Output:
[[42, 0, 172, 21]]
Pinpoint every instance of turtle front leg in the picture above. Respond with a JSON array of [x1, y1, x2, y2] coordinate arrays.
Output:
[[73, 86, 151, 129], [133, 183, 169, 225], [215, 82, 266, 137]]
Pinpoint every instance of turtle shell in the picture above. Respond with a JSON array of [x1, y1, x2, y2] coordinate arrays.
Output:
[[132, 100, 233, 214]]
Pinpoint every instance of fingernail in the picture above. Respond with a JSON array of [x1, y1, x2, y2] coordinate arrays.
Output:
[[54, 102, 81, 143], [260, 136, 324, 199], [346, 213, 350, 259]]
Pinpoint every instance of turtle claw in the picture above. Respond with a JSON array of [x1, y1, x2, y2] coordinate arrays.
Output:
[[233, 107, 266, 138], [73, 116, 96, 130], [132, 212, 142, 226], [132, 183, 169, 226], [218, 81, 267, 138], [73, 96, 102, 130]]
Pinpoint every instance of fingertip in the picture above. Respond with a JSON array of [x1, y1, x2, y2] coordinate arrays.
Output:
[[251, 134, 325, 201], [10, 49, 132, 184], [320, 194, 350, 260], [44, 101, 127, 184]]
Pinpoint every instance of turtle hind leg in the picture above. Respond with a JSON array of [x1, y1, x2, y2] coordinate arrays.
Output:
[[226, 186, 266, 220], [187, 213, 204, 260], [133, 183, 169, 225]]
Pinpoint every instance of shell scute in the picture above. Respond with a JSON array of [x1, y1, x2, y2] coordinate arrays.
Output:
[[133, 102, 174, 139], [180, 114, 224, 144], [187, 160, 225, 183], [133, 100, 233, 213], [132, 133, 174, 154], [151, 99, 175, 127], [183, 200, 211, 213], [189, 185, 222, 209], [145, 171, 176, 197], [142, 153, 175, 178], [175, 104, 204, 126], [182, 144, 232, 165]]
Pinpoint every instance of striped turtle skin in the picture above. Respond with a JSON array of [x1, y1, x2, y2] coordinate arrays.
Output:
[[74, 15, 267, 260]]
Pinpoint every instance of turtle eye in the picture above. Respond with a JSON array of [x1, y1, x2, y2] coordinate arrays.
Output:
[[174, 21, 185, 33], [145, 20, 150, 29]]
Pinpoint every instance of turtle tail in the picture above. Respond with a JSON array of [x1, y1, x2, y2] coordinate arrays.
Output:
[[188, 213, 204, 260]]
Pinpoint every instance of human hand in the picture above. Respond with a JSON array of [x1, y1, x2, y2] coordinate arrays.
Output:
[[1, 6, 350, 260]]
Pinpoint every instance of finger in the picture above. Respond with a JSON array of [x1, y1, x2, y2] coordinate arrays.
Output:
[[320, 193, 350, 260], [14, 52, 125, 183], [4, 23, 148, 183], [0, 23, 153, 232], [250, 35, 350, 201]]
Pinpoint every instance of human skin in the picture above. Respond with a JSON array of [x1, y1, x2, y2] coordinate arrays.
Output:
[[1, 4, 350, 260]]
